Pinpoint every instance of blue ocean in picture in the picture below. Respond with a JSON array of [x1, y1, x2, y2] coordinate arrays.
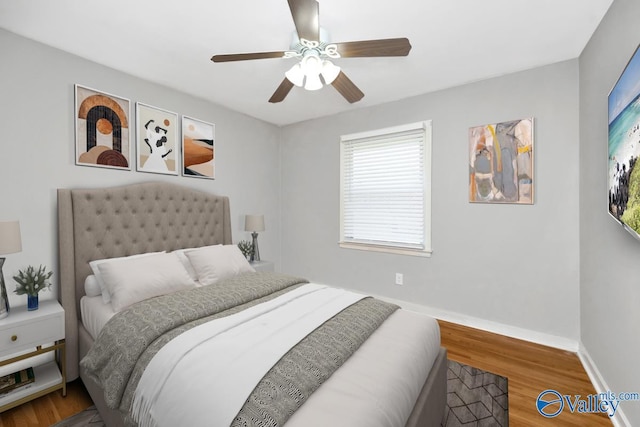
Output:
[[609, 91, 640, 235], [609, 93, 640, 164]]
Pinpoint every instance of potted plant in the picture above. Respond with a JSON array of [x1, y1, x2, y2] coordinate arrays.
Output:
[[13, 265, 53, 311], [237, 240, 254, 261]]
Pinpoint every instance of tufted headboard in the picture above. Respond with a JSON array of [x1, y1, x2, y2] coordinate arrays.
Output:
[[57, 182, 232, 380]]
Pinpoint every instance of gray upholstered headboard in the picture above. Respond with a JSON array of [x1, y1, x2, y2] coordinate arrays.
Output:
[[57, 182, 232, 380]]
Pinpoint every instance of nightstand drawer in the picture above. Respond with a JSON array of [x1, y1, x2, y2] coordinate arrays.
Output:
[[1, 317, 61, 350], [0, 301, 64, 358]]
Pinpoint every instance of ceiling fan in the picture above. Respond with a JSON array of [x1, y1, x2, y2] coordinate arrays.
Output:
[[211, 0, 411, 104]]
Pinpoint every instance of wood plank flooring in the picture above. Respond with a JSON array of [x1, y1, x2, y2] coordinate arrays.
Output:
[[439, 320, 611, 426], [0, 321, 612, 426], [0, 380, 92, 427]]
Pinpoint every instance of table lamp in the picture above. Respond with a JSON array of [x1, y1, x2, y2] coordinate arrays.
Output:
[[244, 215, 265, 262], [0, 221, 22, 319]]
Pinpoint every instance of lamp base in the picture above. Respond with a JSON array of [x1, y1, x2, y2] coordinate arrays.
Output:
[[0, 258, 10, 319], [251, 232, 261, 262]]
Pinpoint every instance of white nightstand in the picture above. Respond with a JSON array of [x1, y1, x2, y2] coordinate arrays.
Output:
[[0, 300, 66, 412], [251, 260, 274, 272]]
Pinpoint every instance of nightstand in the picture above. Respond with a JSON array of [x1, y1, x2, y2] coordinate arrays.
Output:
[[0, 300, 66, 412], [251, 260, 274, 272]]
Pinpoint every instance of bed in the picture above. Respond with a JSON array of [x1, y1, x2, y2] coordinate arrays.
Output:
[[57, 181, 447, 427]]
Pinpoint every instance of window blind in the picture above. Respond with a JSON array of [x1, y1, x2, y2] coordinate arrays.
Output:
[[340, 122, 430, 253]]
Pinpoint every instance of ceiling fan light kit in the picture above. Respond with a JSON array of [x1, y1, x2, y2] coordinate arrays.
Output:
[[211, 0, 411, 103], [285, 52, 341, 90]]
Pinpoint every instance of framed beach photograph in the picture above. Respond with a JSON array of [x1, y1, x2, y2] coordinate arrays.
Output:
[[608, 43, 640, 240], [136, 103, 178, 175], [182, 116, 215, 179], [469, 118, 534, 204], [75, 84, 131, 170]]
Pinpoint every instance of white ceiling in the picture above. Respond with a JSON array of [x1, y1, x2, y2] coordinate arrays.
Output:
[[0, 0, 613, 126]]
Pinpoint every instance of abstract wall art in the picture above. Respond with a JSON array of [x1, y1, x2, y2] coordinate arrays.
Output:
[[182, 116, 215, 179], [469, 118, 534, 204], [136, 103, 178, 175], [608, 43, 640, 240], [75, 84, 131, 170]]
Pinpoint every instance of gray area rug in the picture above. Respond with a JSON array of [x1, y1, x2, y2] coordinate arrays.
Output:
[[53, 360, 508, 427], [442, 360, 509, 426], [52, 405, 105, 427]]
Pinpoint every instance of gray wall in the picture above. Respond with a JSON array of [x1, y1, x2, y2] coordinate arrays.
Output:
[[7, 15, 637, 421], [580, 0, 640, 424], [0, 29, 282, 308], [280, 60, 581, 342]]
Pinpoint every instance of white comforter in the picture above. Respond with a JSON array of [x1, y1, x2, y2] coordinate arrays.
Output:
[[131, 284, 366, 427]]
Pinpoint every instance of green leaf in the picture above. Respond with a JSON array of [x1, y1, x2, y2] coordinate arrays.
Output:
[[13, 265, 53, 296]]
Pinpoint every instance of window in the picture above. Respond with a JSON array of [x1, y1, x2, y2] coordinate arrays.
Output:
[[340, 121, 432, 256]]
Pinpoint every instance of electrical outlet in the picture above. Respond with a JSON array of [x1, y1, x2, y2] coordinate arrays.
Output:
[[395, 273, 404, 285]]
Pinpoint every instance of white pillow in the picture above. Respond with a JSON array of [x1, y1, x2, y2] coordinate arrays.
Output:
[[89, 251, 165, 304], [173, 244, 222, 283], [184, 244, 255, 287], [84, 275, 102, 297], [96, 252, 196, 312]]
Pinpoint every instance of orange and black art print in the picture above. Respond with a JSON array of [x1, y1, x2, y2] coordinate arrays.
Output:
[[182, 116, 214, 179], [75, 84, 131, 170]]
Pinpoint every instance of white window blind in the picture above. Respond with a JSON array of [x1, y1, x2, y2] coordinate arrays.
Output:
[[340, 121, 431, 256]]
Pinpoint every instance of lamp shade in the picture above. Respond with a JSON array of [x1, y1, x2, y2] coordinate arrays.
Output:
[[0, 221, 22, 255], [302, 55, 323, 91], [244, 215, 265, 232], [321, 60, 341, 84], [285, 63, 305, 87], [304, 73, 323, 91]]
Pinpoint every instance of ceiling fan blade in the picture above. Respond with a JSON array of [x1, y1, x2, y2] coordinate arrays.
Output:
[[334, 38, 412, 57], [211, 51, 286, 62], [288, 0, 319, 41], [269, 78, 295, 103], [331, 71, 364, 103]]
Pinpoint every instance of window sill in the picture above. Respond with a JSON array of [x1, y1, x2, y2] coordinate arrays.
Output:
[[339, 242, 432, 257]]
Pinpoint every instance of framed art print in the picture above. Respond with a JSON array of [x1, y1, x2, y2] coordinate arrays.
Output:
[[609, 43, 640, 240], [182, 116, 215, 179], [75, 84, 131, 170], [136, 103, 178, 175], [469, 118, 534, 204]]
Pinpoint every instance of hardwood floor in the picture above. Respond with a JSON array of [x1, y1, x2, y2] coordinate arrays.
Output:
[[439, 320, 612, 426], [0, 380, 92, 427], [0, 321, 612, 426]]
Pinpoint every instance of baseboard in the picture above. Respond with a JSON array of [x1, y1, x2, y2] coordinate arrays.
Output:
[[370, 293, 579, 352], [578, 344, 632, 427]]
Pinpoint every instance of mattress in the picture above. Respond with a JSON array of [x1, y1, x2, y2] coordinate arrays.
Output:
[[80, 295, 115, 340], [80, 285, 441, 426]]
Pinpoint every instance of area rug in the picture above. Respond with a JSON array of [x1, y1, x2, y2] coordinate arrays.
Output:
[[52, 404, 104, 427], [53, 360, 508, 427], [442, 360, 509, 426]]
